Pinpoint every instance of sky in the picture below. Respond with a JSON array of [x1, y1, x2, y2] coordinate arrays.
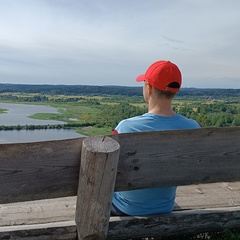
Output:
[[0, 0, 240, 89]]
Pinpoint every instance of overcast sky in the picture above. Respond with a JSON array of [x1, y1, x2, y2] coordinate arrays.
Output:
[[0, 0, 240, 88]]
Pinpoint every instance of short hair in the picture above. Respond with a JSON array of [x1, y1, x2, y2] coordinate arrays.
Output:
[[153, 87, 177, 99]]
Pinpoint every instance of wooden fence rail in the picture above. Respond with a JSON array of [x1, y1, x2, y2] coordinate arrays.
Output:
[[0, 126, 240, 239]]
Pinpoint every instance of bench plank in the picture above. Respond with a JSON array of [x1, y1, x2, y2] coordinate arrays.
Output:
[[1, 182, 240, 227], [0, 138, 83, 204], [0, 127, 239, 204], [112, 127, 240, 190], [1, 207, 240, 240], [107, 206, 240, 239], [176, 182, 240, 210], [0, 197, 76, 227], [0, 221, 77, 240]]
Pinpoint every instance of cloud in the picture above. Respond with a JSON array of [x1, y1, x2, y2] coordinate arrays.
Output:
[[0, 0, 240, 88]]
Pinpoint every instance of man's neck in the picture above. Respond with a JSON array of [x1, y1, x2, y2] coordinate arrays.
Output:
[[147, 99, 176, 116]]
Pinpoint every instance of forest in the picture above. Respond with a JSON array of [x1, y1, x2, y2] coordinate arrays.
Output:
[[0, 84, 239, 136], [1, 83, 240, 98]]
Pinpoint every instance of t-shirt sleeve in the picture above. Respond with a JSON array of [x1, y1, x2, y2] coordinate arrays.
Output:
[[113, 120, 130, 134]]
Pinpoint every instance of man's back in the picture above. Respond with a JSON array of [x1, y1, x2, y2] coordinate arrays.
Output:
[[114, 113, 200, 133], [112, 113, 200, 216]]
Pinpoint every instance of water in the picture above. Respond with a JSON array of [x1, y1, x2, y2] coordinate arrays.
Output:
[[0, 129, 84, 143], [0, 102, 66, 125], [0, 103, 85, 143]]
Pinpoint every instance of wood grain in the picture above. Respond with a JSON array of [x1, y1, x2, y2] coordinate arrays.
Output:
[[112, 127, 240, 190], [0, 221, 77, 240], [0, 138, 83, 204], [1, 182, 240, 239], [107, 206, 240, 239], [1, 206, 240, 240], [1, 127, 240, 204], [1, 182, 240, 227], [75, 136, 120, 240], [0, 197, 76, 227]]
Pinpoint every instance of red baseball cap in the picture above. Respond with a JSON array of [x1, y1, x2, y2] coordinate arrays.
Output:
[[136, 60, 182, 92]]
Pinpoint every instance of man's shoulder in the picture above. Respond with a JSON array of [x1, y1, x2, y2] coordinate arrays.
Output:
[[118, 115, 145, 126], [176, 114, 201, 128], [120, 114, 146, 123], [115, 114, 148, 133]]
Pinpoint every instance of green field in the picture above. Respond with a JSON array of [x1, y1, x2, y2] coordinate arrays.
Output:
[[0, 91, 240, 136]]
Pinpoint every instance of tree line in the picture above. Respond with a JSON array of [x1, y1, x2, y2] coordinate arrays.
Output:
[[76, 100, 240, 129], [1, 84, 240, 98], [0, 122, 95, 131]]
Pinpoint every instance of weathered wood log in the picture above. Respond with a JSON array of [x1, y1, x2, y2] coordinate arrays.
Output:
[[1, 183, 240, 228], [0, 197, 76, 227], [107, 206, 240, 239], [112, 127, 240, 190], [0, 221, 77, 240], [75, 136, 120, 240], [1, 206, 240, 240], [1, 127, 240, 204], [0, 138, 83, 204]]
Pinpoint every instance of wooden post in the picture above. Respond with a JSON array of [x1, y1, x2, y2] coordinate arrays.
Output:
[[75, 136, 120, 240]]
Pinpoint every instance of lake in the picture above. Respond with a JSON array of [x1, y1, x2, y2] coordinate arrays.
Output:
[[0, 102, 66, 125], [0, 103, 84, 143], [0, 129, 83, 143]]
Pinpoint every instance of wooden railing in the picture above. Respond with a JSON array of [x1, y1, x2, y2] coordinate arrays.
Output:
[[0, 127, 240, 239]]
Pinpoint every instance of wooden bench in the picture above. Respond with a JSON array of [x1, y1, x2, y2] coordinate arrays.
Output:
[[0, 127, 240, 239]]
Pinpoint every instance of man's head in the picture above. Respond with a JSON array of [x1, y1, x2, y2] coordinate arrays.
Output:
[[136, 60, 182, 93]]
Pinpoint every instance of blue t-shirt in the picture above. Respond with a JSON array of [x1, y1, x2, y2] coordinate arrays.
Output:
[[112, 113, 200, 216]]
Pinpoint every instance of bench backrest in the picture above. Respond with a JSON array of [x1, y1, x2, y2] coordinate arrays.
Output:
[[113, 126, 240, 190], [0, 127, 240, 205]]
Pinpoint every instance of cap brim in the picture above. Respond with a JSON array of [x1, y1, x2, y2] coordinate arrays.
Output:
[[136, 74, 145, 82]]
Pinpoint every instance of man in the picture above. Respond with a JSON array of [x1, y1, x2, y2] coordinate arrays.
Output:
[[111, 60, 200, 216]]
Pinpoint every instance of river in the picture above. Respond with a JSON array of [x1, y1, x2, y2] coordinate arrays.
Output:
[[0, 103, 84, 143]]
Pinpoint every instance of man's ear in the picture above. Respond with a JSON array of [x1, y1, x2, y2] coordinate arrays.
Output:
[[147, 83, 153, 95]]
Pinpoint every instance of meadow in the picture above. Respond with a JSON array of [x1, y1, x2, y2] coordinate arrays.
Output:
[[0, 91, 239, 135]]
